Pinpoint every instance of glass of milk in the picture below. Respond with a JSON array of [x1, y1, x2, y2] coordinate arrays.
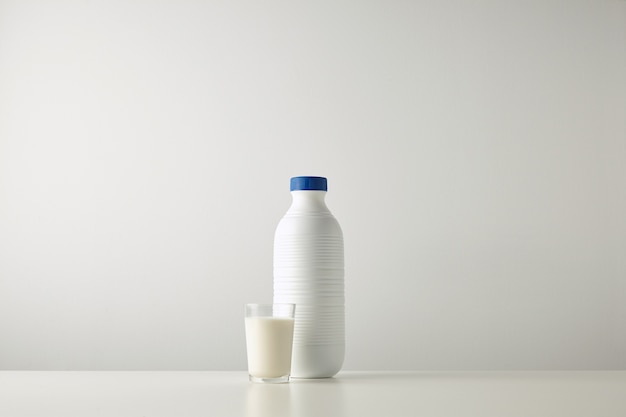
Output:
[[245, 303, 296, 383]]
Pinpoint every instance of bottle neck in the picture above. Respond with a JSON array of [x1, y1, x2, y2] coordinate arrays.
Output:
[[289, 190, 330, 213]]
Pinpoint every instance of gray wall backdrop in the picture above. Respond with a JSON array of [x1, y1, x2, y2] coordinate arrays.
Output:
[[1, 0, 625, 370]]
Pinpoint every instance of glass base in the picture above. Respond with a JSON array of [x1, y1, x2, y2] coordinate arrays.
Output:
[[249, 374, 290, 384]]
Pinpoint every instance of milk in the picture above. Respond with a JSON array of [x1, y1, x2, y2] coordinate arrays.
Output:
[[245, 317, 295, 379]]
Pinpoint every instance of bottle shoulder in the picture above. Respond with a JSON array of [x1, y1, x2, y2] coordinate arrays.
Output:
[[275, 213, 343, 237]]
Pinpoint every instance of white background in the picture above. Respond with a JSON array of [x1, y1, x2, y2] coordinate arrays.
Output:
[[0, 0, 624, 370]]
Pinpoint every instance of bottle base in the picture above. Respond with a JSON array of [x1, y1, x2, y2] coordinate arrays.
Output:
[[291, 344, 345, 378]]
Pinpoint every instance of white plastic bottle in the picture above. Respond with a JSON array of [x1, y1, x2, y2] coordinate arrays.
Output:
[[273, 176, 344, 378]]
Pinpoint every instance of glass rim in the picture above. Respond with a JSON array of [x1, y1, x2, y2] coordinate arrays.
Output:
[[245, 303, 296, 308], [245, 303, 296, 318]]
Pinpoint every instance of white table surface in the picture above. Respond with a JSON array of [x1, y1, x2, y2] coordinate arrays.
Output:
[[1, 371, 625, 417]]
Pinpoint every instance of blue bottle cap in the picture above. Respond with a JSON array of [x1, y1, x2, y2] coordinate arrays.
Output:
[[290, 176, 328, 191]]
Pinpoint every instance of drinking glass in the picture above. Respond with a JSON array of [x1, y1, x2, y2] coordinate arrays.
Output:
[[245, 303, 296, 383]]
